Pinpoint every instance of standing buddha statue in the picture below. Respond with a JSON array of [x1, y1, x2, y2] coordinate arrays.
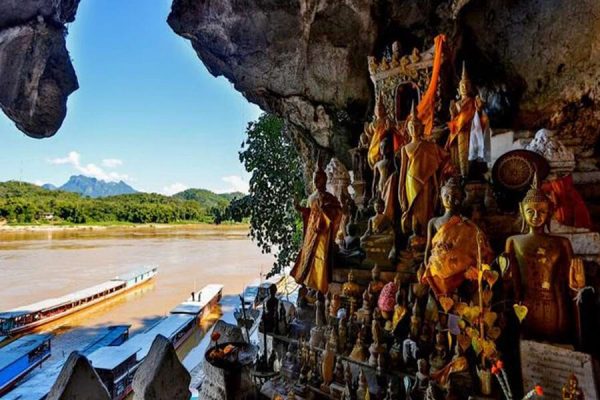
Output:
[[399, 103, 446, 237], [291, 164, 342, 294], [446, 62, 489, 179], [504, 174, 586, 343], [366, 94, 392, 169]]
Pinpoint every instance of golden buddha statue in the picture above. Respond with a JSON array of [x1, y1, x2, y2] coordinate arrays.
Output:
[[367, 264, 385, 297], [562, 373, 584, 400], [291, 164, 342, 294], [342, 269, 362, 300], [399, 103, 446, 237], [446, 62, 489, 179], [360, 198, 394, 255], [372, 137, 394, 202], [504, 174, 586, 343], [424, 177, 464, 265], [422, 178, 494, 297]]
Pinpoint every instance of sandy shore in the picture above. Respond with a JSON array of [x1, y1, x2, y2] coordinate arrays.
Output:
[[0, 222, 249, 233]]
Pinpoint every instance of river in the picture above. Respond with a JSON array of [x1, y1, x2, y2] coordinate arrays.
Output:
[[0, 224, 275, 392]]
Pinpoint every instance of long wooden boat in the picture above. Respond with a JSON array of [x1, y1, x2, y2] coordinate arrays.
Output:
[[4, 325, 130, 400], [87, 284, 223, 400], [0, 334, 51, 395], [0, 267, 158, 336]]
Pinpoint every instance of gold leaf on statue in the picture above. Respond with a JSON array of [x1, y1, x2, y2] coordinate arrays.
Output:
[[487, 326, 501, 340], [458, 334, 471, 351], [483, 311, 497, 328], [483, 270, 499, 287]]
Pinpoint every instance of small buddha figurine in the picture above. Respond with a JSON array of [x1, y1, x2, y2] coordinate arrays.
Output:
[[262, 283, 280, 333], [334, 358, 345, 384], [291, 163, 342, 294], [329, 293, 342, 320], [338, 223, 365, 264], [562, 373, 584, 400], [409, 302, 422, 338], [402, 333, 419, 366], [446, 62, 490, 179], [360, 197, 394, 255], [429, 332, 448, 373], [342, 270, 362, 300], [369, 318, 385, 366], [357, 369, 369, 400], [321, 329, 337, 391], [399, 103, 446, 237], [372, 137, 394, 201], [338, 315, 348, 353], [368, 264, 385, 298], [504, 174, 586, 343], [349, 335, 369, 362], [357, 289, 373, 325]]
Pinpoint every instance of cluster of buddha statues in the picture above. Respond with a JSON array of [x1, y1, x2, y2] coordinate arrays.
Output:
[[282, 48, 593, 399]]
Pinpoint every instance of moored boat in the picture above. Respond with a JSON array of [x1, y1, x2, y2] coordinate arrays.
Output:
[[0, 266, 158, 336], [0, 334, 51, 395], [87, 284, 223, 399]]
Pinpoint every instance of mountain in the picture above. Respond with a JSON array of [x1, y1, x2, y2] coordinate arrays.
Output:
[[56, 175, 137, 198], [42, 183, 57, 191], [172, 188, 244, 209]]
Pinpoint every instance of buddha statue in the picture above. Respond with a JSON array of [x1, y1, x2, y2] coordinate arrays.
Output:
[[368, 264, 385, 298], [366, 94, 392, 169], [399, 103, 446, 237], [373, 137, 394, 200], [349, 335, 369, 362], [356, 289, 373, 325], [446, 62, 489, 179], [424, 177, 464, 265], [321, 329, 337, 391], [291, 164, 342, 294], [504, 174, 586, 343], [422, 178, 494, 297], [329, 293, 341, 320], [429, 332, 448, 373], [562, 373, 584, 400], [342, 269, 361, 300], [360, 198, 394, 259]]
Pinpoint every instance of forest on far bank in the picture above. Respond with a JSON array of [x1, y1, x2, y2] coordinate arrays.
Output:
[[0, 181, 245, 225]]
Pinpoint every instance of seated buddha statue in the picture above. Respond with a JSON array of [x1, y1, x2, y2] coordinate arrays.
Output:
[[341, 270, 361, 300], [367, 264, 385, 297], [422, 178, 494, 297], [503, 174, 586, 344], [361, 197, 394, 259]]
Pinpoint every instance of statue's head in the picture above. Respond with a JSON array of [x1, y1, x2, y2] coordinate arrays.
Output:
[[379, 136, 391, 157], [313, 164, 328, 191], [374, 197, 385, 214], [375, 94, 387, 119], [407, 102, 424, 139], [441, 177, 464, 211], [459, 61, 473, 98], [520, 173, 553, 232]]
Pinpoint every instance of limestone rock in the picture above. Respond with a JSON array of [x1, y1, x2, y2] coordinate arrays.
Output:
[[47, 352, 111, 400], [0, 1, 79, 138], [132, 335, 191, 400], [526, 128, 575, 176], [0, 0, 80, 28]]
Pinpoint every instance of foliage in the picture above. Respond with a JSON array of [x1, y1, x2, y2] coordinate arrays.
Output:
[[0, 181, 235, 225], [238, 113, 305, 275]]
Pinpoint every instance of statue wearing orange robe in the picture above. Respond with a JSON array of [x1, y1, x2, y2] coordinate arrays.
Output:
[[367, 95, 404, 169], [291, 167, 342, 294], [446, 64, 489, 178], [399, 106, 446, 237]]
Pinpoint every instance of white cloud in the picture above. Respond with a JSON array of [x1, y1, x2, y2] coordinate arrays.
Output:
[[33, 180, 44, 186], [48, 151, 129, 182], [162, 183, 188, 196], [220, 175, 249, 194], [101, 158, 123, 168]]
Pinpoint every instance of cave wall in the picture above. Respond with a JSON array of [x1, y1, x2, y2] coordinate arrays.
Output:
[[1, 0, 598, 168]]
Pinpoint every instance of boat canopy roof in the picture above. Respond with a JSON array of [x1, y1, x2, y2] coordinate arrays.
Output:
[[172, 284, 223, 315], [0, 334, 51, 371], [0, 280, 123, 320], [112, 266, 158, 282], [87, 314, 195, 370]]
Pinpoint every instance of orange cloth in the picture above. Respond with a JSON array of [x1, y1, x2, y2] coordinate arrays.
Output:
[[542, 174, 592, 229], [446, 98, 477, 148], [291, 191, 341, 293], [417, 34, 446, 136]]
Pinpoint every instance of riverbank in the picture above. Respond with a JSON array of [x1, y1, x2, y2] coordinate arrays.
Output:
[[0, 222, 248, 233]]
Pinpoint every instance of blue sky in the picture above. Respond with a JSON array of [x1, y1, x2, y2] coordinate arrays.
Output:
[[0, 0, 261, 195]]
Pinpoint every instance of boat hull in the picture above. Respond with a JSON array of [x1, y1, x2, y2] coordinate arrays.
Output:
[[0, 352, 50, 395]]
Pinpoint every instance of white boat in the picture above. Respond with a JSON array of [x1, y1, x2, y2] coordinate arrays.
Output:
[[0, 267, 158, 336]]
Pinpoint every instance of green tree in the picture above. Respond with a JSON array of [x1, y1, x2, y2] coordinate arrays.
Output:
[[239, 113, 305, 275]]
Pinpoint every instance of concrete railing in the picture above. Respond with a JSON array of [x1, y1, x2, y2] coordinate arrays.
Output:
[[46, 335, 191, 400]]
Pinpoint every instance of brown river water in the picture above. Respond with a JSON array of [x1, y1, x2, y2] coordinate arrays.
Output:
[[0, 225, 275, 381]]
